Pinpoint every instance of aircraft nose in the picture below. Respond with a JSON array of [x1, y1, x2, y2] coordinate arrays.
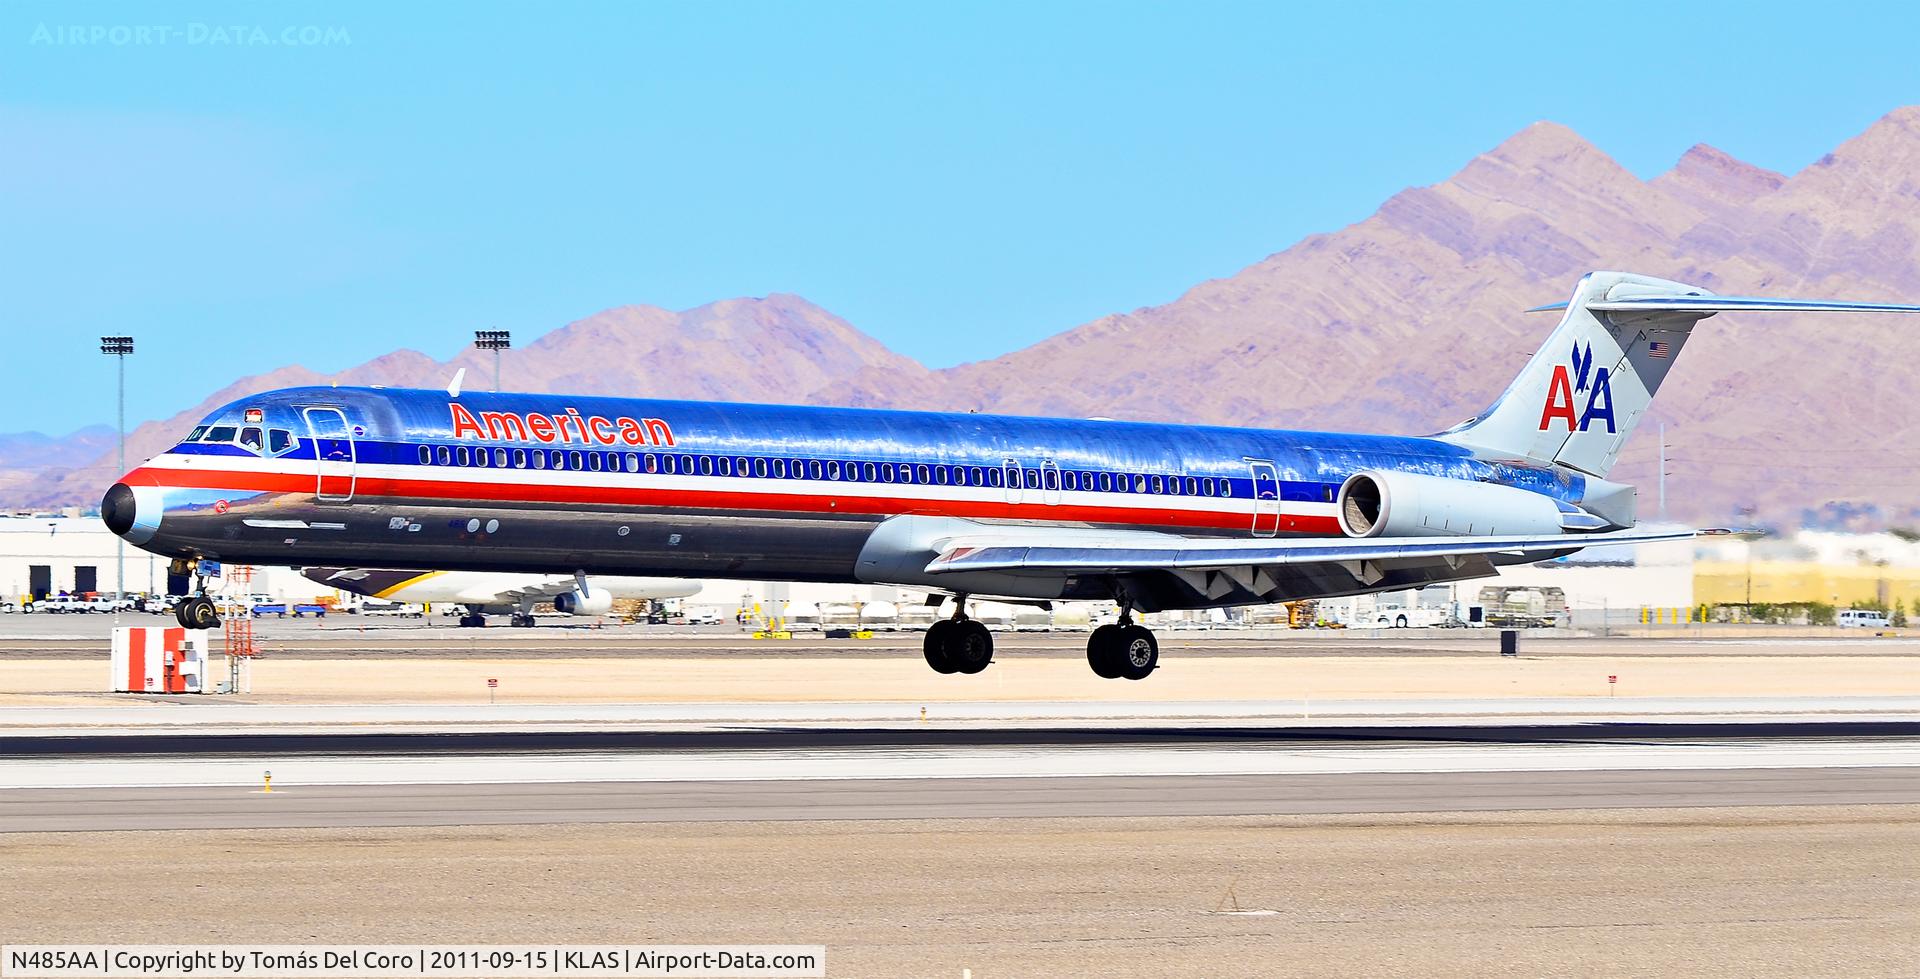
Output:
[[101, 481, 163, 544], [102, 482, 138, 536]]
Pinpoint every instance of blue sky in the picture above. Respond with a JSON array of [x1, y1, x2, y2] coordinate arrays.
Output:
[[3, 0, 1917, 434]]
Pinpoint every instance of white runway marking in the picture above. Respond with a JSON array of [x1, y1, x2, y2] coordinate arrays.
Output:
[[4, 738, 1917, 789]]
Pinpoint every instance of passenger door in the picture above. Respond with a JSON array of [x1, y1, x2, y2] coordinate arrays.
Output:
[[1247, 458, 1280, 538], [302, 407, 357, 502]]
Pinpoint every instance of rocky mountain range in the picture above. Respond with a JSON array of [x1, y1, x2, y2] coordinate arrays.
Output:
[[15, 108, 1920, 528]]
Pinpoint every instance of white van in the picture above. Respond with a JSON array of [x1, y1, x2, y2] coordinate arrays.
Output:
[[1837, 609, 1891, 628]]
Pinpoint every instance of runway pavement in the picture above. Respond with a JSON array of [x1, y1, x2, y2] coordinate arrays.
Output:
[[7, 767, 1918, 832], [4, 712, 1917, 831]]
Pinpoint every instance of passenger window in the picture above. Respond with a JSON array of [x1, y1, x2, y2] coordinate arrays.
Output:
[[972, 466, 987, 486], [1185, 476, 1198, 496], [917, 464, 931, 483], [550, 450, 566, 471], [880, 463, 894, 483], [898, 465, 913, 484], [862, 462, 876, 481], [827, 461, 840, 480], [718, 457, 732, 477], [1045, 469, 1060, 491], [772, 459, 786, 478], [988, 468, 1003, 488], [531, 450, 546, 470], [733, 457, 747, 476], [457, 446, 471, 466], [934, 466, 949, 485], [1201, 478, 1214, 497], [474, 448, 490, 468], [419, 445, 432, 465], [1099, 472, 1113, 492], [1062, 471, 1076, 491], [493, 448, 508, 468], [809, 460, 824, 480], [755, 458, 768, 478], [699, 456, 714, 476], [1217, 478, 1231, 497], [437, 445, 452, 466], [952, 467, 967, 486], [645, 453, 658, 473], [268, 429, 293, 455], [1135, 475, 1148, 493], [512, 448, 527, 469], [587, 452, 602, 472], [207, 426, 237, 443]]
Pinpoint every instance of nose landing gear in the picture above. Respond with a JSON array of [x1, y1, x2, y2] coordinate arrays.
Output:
[[923, 597, 993, 675], [1087, 606, 1157, 680], [170, 558, 221, 630]]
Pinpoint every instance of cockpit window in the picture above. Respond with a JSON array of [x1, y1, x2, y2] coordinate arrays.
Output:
[[186, 426, 209, 443], [205, 426, 237, 444], [268, 429, 294, 455], [239, 427, 264, 452]]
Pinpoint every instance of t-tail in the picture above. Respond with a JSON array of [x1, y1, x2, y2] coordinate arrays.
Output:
[[1437, 271, 1920, 477]]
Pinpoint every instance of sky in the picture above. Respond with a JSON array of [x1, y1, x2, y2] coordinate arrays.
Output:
[[2, 0, 1918, 435]]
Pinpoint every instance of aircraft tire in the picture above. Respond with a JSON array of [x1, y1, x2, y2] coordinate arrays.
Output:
[[1086, 624, 1126, 678], [945, 619, 994, 674], [178, 596, 220, 631], [1118, 625, 1158, 681], [923, 620, 959, 674]]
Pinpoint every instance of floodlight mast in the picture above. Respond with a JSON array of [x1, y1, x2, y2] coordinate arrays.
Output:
[[100, 336, 134, 603], [475, 330, 511, 392]]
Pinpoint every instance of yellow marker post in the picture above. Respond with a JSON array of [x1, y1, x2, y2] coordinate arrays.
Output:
[[262, 770, 272, 793], [919, 706, 927, 724]]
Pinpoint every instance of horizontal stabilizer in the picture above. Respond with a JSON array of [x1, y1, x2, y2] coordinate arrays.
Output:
[[1528, 296, 1920, 314]]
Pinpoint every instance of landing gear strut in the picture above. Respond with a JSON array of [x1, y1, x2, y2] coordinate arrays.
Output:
[[923, 597, 993, 675], [1087, 606, 1157, 680]]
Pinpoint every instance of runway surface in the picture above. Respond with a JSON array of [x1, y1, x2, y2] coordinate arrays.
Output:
[[7, 767, 1918, 832], [4, 711, 1918, 831]]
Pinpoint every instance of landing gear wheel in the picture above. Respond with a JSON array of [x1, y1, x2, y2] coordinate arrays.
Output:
[[1117, 625, 1159, 681], [923, 620, 959, 674], [511, 613, 536, 628], [944, 619, 994, 674], [176, 596, 219, 630], [460, 613, 487, 628], [1086, 624, 1126, 679]]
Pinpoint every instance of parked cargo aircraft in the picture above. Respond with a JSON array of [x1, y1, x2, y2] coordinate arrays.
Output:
[[102, 272, 1918, 679], [298, 567, 700, 627]]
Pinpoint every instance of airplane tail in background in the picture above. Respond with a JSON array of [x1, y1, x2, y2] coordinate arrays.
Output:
[[1437, 271, 1920, 477]]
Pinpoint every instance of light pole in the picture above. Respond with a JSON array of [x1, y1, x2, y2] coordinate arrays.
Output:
[[101, 336, 134, 601], [475, 330, 511, 392]]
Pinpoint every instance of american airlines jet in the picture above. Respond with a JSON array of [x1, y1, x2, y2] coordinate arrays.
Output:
[[103, 272, 1917, 680]]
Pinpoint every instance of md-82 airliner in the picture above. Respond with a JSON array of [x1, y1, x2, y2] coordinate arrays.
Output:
[[103, 272, 1918, 679]]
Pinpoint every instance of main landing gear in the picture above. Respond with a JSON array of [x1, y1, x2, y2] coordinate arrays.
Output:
[[458, 607, 488, 628], [1086, 607, 1157, 681], [923, 599, 993, 675]]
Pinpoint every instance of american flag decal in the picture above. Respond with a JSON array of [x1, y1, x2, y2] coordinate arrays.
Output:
[[1647, 340, 1671, 359]]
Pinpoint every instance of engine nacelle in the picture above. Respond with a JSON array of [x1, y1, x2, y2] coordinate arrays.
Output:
[[553, 589, 613, 615], [1336, 470, 1567, 538]]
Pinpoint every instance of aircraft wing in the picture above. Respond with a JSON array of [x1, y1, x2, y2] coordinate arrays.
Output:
[[920, 525, 1692, 608], [927, 526, 1693, 574]]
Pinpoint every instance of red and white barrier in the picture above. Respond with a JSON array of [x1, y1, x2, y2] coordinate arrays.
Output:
[[111, 627, 212, 694]]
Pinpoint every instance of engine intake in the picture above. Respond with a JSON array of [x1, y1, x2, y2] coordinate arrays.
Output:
[[553, 589, 613, 615], [1336, 470, 1568, 538]]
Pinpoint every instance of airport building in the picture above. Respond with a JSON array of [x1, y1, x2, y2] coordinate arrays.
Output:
[[5, 513, 1912, 623]]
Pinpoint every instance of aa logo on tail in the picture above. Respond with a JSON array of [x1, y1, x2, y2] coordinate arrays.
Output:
[[1538, 341, 1615, 433]]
